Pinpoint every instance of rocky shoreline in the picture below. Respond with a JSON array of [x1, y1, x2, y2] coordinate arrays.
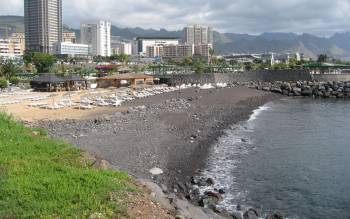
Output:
[[28, 86, 281, 219], [238, 80, 350, 98]]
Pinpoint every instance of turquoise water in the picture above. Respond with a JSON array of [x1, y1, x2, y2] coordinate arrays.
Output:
[[202, 98, 350, 219]]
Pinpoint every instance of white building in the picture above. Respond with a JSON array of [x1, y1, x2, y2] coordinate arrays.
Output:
[[53, 42, 90, 57], [81, 21, 111, 57], [184, 25, 213, 45], [111, 42, 132, 55], [135, 37, 179, 56]]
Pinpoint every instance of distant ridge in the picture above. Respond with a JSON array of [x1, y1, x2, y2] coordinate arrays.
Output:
[[1, 15, 350, 60]]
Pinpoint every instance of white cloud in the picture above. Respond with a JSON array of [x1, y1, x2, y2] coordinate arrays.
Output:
[[1, 0, 350, 36]]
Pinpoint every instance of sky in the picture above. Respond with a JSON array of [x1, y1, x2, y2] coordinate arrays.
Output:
[[1, 0, 350, 36]]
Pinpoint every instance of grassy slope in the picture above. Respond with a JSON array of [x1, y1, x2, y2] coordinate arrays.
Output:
[[0, 113, 135, 218]]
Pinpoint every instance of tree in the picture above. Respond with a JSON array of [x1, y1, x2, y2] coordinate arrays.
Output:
[[31, 53, 56, 73], [0, 60, 20, 80], [181, 56, 193, 66], [192, 59, 206, 74], [317, 54, 328, 63]]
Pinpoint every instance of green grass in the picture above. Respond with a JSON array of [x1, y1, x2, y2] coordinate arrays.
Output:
[[0, 113, 135, 218]]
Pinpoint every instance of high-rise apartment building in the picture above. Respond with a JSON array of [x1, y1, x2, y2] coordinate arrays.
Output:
[[24, 0, 62, 54], [184, 25, 213, 45], [80, 21, 111, 57]]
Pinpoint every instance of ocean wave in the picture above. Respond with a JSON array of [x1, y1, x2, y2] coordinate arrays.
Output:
[[248, 105, 271, 122]]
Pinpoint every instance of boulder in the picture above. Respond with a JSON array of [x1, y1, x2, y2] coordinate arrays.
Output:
[[271, 87, 283, 94], [262, 87, 271, 91], [301, 88, 313, 96], [292, 87, 302, 96], [265, 213, 284, 219], [232, 212, 243, 219], [282, 89, 289, 96], [206, 178, 215, 186], [243, 209, 259, 219], [205, 191, 224, 204]]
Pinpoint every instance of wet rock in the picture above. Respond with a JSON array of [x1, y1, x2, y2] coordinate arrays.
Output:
[[218, 188, 226, 194], [198, 197, 216, 208], [301, 88, 313, 96], [271, 88, 282, 94], [262, 87, 271, 91], [191, 176, 199, 185], [265, 213, 284, 219], [205, 191, 224, 204], [232, 212, 243, 219], [243, 208, 259, 219], [292, 87, 302, 96], [206, 178, 215, 186]]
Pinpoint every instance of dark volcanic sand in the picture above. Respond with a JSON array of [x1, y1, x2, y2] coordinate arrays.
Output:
[[34, 87, 278, 186]]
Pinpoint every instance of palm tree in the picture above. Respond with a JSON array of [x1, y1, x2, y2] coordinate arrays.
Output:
[[0, 60, 20, 80]]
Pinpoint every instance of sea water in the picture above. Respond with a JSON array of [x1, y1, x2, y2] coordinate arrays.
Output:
[[201, 98, 350, 219]]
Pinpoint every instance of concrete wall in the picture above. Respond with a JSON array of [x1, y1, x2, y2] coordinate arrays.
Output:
[[313, 74, 350, 82], [162, 70, 313, 85]]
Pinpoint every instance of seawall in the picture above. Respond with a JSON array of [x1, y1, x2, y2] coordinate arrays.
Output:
[[159, 70, 350, 86], [160, 70, 312, 85]]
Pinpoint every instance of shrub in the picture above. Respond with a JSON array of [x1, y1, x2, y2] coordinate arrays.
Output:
[[0, 78, 8, 89], [9, 77, 20, 85]]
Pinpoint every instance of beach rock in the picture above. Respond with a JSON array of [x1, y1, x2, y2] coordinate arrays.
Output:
[[198, 197, 216, 208], [205, 191, 224, 204], [302, 88, 313, 96], [160, 184, 168, 193], [232, 212, 243, 219], [191, 176, 199, 185], [292, 87, 302, 96], [237, 205, 243, 211], [206, 178, 215, 186], [265, 213, 284, 219], [149, 167, 164, 175], [243, 209, 259, 219], [271, 87, 282, 94], [219, 189, 226, 194], [262, 87, 271, 91]]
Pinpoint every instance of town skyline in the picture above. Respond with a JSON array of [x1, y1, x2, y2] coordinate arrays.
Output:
[[0, 0, 350, 37]]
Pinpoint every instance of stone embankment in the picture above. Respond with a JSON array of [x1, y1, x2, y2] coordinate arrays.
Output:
[[238, 81, 350, 98]]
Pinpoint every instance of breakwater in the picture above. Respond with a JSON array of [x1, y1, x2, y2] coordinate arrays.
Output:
[[241, 81, 350, 98]]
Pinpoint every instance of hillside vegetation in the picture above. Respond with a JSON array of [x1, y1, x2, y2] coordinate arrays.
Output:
[[0, 113, 135, 218]]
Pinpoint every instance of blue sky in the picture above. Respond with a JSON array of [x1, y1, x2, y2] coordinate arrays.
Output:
[[1, 0, 350, 36]]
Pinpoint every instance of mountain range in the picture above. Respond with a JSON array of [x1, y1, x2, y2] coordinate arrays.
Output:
[[1, 15, 350, 60]]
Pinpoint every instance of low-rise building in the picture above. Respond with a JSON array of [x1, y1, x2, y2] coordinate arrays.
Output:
[[53, 42, 91, 57], [135, 37, 179, 56], [146, 45, 163, 58], [63, 32, 77, 43], [163, 44, 194, 58]]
